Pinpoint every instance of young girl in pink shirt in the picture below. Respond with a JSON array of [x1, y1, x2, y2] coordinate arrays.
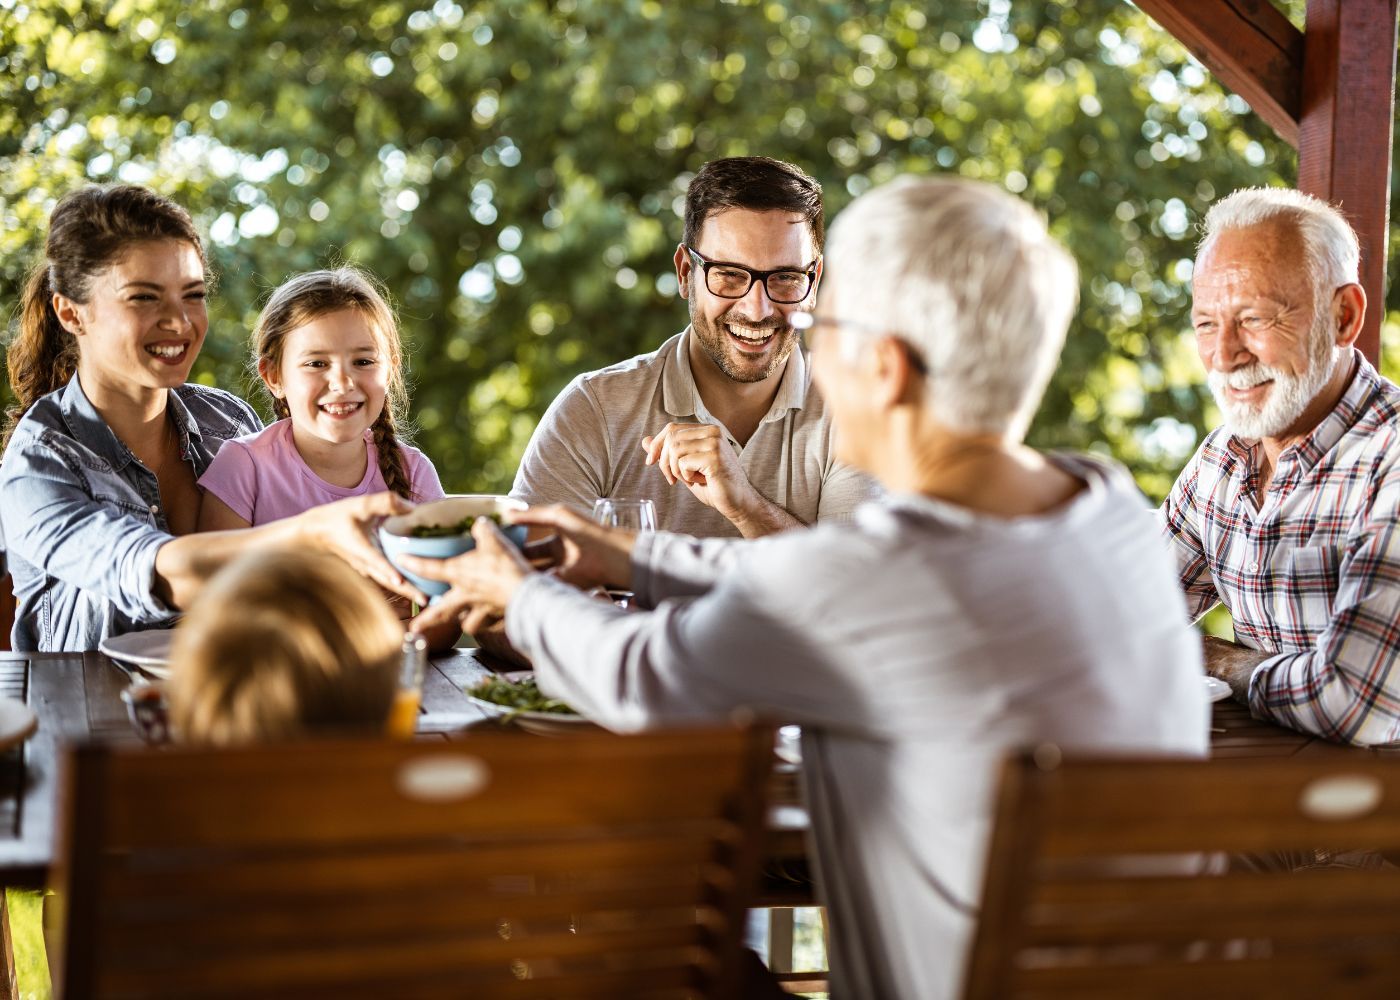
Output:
[[198, 267, 444, 529], [198, 268, 456, 647]]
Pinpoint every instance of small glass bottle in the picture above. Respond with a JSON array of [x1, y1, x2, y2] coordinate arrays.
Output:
[[388, 633, 428, 738]]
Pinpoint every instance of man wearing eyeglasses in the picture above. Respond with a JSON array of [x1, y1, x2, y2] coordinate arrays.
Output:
[[510, 156, 877, 538]]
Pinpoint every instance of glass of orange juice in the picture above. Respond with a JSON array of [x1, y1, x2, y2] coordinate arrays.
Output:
[[389, 633, 428, 739]]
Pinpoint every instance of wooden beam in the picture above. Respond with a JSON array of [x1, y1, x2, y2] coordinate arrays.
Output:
[[1133, 0, 1304, 144], [1297, 0, 1399, 365]]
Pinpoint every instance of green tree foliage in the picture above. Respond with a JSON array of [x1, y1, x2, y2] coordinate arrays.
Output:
[[1, 0, 1395, 499]]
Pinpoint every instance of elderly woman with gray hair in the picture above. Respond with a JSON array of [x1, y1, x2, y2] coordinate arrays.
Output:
[[406, 177, 1209, 999]]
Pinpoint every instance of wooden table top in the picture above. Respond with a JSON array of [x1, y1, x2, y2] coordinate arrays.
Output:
[[0, 653, 1387, 889]]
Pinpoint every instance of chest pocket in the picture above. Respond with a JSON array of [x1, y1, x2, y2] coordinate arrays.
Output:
[[1277, 545, 1341, 633]]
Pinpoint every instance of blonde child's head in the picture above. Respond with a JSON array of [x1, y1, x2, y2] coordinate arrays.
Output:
[[168, 550, 402, 745], [253, 266, 416, 497]]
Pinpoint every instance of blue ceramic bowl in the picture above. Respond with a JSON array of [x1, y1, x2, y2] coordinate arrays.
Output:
[[379, 495, 529, 599]]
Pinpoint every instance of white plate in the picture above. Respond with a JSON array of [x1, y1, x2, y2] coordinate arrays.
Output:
[[465, 671, 597, 736], [1204, 676, 1232, 703], [0, 696, 37, 750], [99, 629, 176, 679]]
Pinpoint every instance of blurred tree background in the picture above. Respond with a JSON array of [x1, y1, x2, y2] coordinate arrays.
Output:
[[2, 0, 1397, 500]]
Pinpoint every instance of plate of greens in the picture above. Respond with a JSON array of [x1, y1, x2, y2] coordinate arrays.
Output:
[[466, 671, 598, 736]]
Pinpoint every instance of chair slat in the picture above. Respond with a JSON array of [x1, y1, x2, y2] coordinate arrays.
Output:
[[96, 734, 759, 847], [98, 922, 706, 994], [1013, 951, 1400, 1000], [97, 887, 721, 954], [99, 833, 723, 898]]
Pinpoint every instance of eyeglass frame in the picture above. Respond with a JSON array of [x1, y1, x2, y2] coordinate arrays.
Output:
[[789, 311, 930, 376], [682, 244, 821, 305]]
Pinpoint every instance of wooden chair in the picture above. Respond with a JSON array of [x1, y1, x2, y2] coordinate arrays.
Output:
[[50, 724, 774, 999], [964, 752, 1400, 999]]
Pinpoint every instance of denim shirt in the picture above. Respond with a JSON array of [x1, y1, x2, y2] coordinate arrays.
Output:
[[0, 376, 260, 651]]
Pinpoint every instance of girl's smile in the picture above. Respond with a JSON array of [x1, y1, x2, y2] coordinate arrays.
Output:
[[260, 308, 390, 481]]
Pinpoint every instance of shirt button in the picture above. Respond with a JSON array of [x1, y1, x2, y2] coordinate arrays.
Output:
[[1248, 562, 1260, 572], [149, 504, 160, 514]]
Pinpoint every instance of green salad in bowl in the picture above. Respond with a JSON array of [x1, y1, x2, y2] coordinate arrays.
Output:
[[379, 496, 527, 598]]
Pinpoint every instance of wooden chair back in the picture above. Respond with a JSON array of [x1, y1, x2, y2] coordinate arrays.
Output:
[[51, 724, 774, 999], [964, 752, 1400, 1000]]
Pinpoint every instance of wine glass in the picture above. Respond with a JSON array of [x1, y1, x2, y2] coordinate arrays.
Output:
[[591, 498, 656, 607], [591, 498, 657, 532]]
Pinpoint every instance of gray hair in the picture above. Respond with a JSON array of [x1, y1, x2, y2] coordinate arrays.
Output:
[[1200, 187, 1360, 298], [822, 177, 1078, 438]]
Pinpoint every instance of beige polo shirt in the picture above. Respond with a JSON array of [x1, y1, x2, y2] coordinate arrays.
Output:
[[510, 328, 879, 537]]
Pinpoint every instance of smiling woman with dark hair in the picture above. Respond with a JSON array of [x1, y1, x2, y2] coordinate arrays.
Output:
[[0, 184, 420, 652]]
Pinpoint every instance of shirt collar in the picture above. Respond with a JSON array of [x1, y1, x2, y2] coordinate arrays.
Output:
[[661, 325, 810, 425], [1289, 349, 1378, 472], [1222, 349, 1377, 478], [59, 375, 200, 472]]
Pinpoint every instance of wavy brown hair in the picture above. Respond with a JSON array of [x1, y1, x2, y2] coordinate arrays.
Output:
[[4, 185, 205, 449], [167, 549, 401, 745], [252, 267, 416, 498]]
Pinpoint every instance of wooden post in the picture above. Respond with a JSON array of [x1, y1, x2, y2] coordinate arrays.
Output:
[[1297, 0, 1399, 364]]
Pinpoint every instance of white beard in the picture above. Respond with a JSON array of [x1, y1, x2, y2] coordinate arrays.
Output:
[[1207, 345, 1339, 440]]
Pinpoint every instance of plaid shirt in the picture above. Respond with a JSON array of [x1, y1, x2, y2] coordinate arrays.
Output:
[[1161, 351, 1400, 746]]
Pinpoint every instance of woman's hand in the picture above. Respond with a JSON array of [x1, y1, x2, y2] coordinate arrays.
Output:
[[401, 517, 535, 635], [292, 492, 428, 604], [509, 504, 637, 591]]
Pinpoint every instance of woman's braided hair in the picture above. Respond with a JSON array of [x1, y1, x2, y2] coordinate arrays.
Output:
[[252, 267, 416, 499]]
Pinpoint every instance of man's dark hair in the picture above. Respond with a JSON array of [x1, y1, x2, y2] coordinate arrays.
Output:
[[683, 156, 824, 252]]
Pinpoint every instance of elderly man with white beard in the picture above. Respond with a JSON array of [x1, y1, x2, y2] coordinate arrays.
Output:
[[1161, 187, 1400, 746]]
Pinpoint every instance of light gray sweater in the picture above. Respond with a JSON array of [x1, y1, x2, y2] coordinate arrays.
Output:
[[506, 453, 1209, 999]]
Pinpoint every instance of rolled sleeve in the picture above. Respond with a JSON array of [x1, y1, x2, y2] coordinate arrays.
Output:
[[1246, 510, 1400, 746], [2, 443, 176, 624]]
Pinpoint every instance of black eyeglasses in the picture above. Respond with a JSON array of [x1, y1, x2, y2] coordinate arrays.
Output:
[[684, 245, 819, 304], [789, 311, 930, 375]]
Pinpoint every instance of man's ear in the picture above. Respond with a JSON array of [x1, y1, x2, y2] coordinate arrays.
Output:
[[257, 356, 285, 398], [1332, 283, 1366, 349], [52, 292, 84, 337], [673, 243, 692, 299]]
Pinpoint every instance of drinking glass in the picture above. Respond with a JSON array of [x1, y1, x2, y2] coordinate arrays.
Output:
[[591, 498, 657, 532], [592, 498, 656, 607], [388, 633, 427, 739]]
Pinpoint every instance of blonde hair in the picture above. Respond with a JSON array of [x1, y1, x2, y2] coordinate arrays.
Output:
[[253, 267, 416, 498], [167, 550, 402, 745]]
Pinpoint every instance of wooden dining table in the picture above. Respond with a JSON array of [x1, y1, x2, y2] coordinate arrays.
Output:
[[0, 650, 1391, 995]]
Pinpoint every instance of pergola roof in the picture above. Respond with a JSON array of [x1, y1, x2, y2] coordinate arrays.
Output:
[[1135, 0, 1399, 362]]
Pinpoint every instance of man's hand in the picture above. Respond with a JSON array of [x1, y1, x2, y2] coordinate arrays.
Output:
[[400, 518, 535, 636], [509, 504, 636, 591], [1202, 634, 1269, 704], [641, 423, 802, 537]]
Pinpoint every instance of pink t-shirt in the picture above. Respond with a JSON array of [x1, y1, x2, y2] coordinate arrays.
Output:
[[198, 419, 446, 526]]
